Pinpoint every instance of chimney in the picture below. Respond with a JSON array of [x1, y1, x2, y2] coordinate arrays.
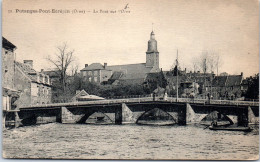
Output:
[[24, 60, 33, 68], [41, 69, 44, 72], [85, 64, 88, 67], [241, 72, 243, 76], [104, 63, 107, 69], [185, 68, 186, 73], [197, 71, 200, 73]]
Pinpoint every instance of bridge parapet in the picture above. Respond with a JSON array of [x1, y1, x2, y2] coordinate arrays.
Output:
[[18, 97, 259, 110], [209, 100, 259, 106]]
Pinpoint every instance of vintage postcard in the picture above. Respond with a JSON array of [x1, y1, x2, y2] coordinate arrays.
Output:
[[2, 0, 259, 160]]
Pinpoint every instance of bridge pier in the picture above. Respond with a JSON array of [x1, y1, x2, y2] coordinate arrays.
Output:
[[115, 106, 122, 124], [122, 103, 143, 124], [14, 111, 20, 128], [186, 103, 195, 124], [248, 106, 257, 124], [121, 103, 147, 124], [237, 108, 249, 126], [177, 105, 186, 125], [185, 103, 209, 124], [61, 107, 84, 124]]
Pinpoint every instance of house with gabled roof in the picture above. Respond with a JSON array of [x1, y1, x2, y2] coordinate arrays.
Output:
[[14, 60, 52, 107], [208, 73, 243, 100], [71, 89, 89, 102]]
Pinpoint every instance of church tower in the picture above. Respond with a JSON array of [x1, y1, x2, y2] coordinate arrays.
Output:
[[146, 31, 159, 72]]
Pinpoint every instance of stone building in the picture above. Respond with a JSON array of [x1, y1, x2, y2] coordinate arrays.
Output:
[[14, 60, 52, 107], [208, 73, 243, 100], [80, 31, 160, 85], [2, 37, 20, 111], [164, 69, 214, 98], [143, 70, 167, 92]]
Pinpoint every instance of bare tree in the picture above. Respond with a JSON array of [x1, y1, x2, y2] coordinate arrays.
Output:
[[200, 51, 209, 74], [70, 64, 79, 76], [47, 43, 75, 92], [198, 51, 222, 74], [192, 57, 200, 73], [220, 72, 229, 76], [197, 51, 223, 99]]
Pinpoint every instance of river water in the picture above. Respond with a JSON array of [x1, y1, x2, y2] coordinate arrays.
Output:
[[2, 123, 259, 160]]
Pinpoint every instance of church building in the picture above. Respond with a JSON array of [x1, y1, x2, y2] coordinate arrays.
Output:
[[80, 31, 160, 85]]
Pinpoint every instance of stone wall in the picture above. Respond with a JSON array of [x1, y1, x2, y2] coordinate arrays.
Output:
[[2, 48, 15, 89], [31, 83, 52, 104], [100, 69, 113, 83], [14, 66, 31, 107]]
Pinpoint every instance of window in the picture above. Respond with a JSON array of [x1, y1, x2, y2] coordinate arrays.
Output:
[[88, 77, 91, 82], [5, 50, 8, 55], [5, 66, 8, 73], [88, 71, 92, 76], [83, 71, 87, 76], [38, 86, 41, 96], [94, 71, 98, 76], [45, 76, 48, 84]]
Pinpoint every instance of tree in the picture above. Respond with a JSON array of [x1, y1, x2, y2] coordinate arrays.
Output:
[[199, 51, 220, 99], [244, 73, 259, 99], [47, 43, 75, 92], [192, 57, 200, 72], [220, 72, 228, 76], [198, 51, 222, 74]]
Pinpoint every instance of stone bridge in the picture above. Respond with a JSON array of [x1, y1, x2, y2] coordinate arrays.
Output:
[[13, 97, 259, 127]]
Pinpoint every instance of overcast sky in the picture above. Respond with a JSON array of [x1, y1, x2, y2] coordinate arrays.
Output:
[[3, 0, 259, 77]]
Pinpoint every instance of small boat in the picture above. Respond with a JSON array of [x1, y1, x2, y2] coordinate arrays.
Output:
[[209, 126, 253, 132]]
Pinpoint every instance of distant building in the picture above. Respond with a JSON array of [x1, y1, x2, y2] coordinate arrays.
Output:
[[180, 82, 199, 98], [42, 68, 60, 85], [80, 31, 160, 85], [14, 60, 52, 107], [71, 89, 89, 102], [164, 69, 214, 98], [208, 73, 243, 100], [143, 70, 167, 92], [241, 79, 249, 95]]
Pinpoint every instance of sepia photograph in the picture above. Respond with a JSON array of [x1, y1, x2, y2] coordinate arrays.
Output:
[[2, 0, 259, 160]]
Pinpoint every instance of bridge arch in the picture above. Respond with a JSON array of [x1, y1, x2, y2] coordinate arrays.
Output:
[[136, 108, 177, 125], [77, 111, 114, 124], [200, 111, 234, 125]]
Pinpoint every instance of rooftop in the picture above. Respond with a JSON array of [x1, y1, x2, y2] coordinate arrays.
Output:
[[2, 37, 16, 51]]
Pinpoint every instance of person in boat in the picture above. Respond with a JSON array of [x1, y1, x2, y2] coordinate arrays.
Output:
[[152, 92, 155, 101], [211, 120, 218, 127]]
